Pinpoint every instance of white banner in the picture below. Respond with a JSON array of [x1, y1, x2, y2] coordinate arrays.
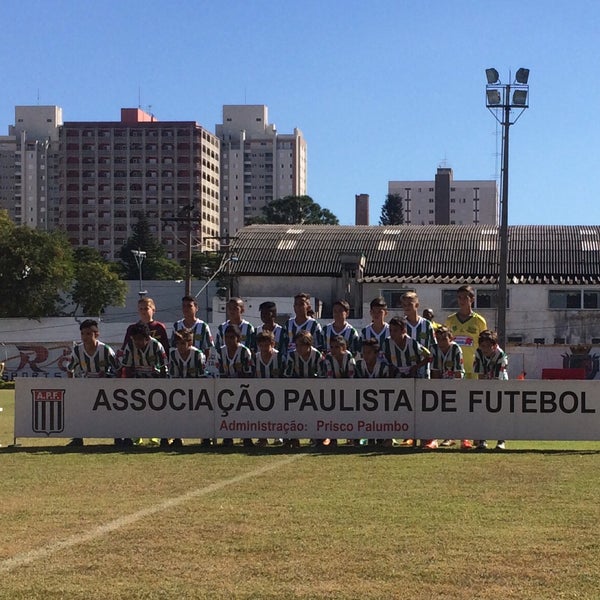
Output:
[[13, 378, 600, 440]]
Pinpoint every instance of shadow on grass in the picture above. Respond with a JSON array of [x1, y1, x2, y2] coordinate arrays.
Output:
[[3, 442, 600, 456]]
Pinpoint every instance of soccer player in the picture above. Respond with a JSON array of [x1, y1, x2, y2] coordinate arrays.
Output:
[[323, 299, 360, 356], [382, 316, 431, 448], [321, 335, 357, 446], [355, 338, 389, 446], [254, 330, 285, 446], [214, 297, 256, 352], [444, 285, 487, 379], [216, 323, 254, 447], [171, 295, 213, 358], [168, 328, 206, 447], [431, 326, 467, 449], [473, 330, 509, 451], [285, 292, 325, 354], [66, 319, 119, 447], [445, 285, 487, 450], [284, 330, 325, 448], [122, 297, 170, 356], [256, 301, 288, 357], [422, 308, 442, 331], [360, 297, 390, 357], [120, 322, 169, 447]]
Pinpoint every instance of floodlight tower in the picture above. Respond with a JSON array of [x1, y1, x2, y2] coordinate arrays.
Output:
[[485, 67, 530, 349], [131, 249, 148, 297]]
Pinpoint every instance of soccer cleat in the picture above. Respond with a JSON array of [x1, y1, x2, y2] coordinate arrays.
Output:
[[399, 438, 415, 447], [159, 438, 170, 448], [67, 437, 83, 447], [475, 440, 488, 450], [170, 438, 183, 448], [243, 438, 255, 448], [460, 440, 473, 450], [423, 439, 438, 450], [440, 439, 456, 447], [495, 440, 506, 450]]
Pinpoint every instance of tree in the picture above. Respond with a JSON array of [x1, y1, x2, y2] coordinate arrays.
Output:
[[0, 211, 74, 317], [119, 215, 184, 280], [70, 248, 127, 316], [379, 193, 405, 225], [249, 195, 339, 225]]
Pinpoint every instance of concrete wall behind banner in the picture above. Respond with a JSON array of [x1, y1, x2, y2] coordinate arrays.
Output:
[[13, 379, 600, 442]]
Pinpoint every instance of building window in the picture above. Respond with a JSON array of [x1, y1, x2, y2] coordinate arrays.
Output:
[[441, 288, 509, 310], [549, 289, 600, 309], [381, 288, 415, 309]]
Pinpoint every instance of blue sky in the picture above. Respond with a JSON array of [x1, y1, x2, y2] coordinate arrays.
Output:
[[1, 0, 598, 226]]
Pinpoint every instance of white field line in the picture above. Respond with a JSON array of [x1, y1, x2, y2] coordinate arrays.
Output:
[[0, 454, 303, 574]]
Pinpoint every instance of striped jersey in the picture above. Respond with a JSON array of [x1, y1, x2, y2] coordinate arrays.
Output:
[[284, 347, 324, 378], [254, 350, 284, 378], [405, 316, 436, 350], [431, 342, 464, 378], [285, 318, 325, 353], [171, 318, 213, 353], [444, 312, 488, 376], [123, 320, 170, 354], [68, 342, 118, 377], [360, 323, 390, 347], [473, 347, 509, 380], [382, 336, 431, 378], [168, 346, 206, 378], [256, 323, 289, 357], [323, 322, 361, 356], [354, 358, 390, 379], [321, 350, 356, 378], [215, 320, 256, 352], [216, 344, 254, 378], [121, 338, 168, 378]]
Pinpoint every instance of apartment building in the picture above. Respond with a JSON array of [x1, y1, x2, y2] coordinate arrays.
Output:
[[59, 108, 221, 260], [216, 105, 307, 237], [388, 167, 498, 225], [0, 106, 62, 229]]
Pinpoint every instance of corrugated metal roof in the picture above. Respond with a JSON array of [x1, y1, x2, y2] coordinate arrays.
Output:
[[228, 225, 600, 284]]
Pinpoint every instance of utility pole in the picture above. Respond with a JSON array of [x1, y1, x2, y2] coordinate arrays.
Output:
[[161, 205, 198, 297]]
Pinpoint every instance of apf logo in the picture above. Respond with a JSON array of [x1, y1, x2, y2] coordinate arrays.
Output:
[[32, 389, 65, 435]]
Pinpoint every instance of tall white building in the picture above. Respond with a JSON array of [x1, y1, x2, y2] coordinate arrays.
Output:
[[216, 105, 307, 238], [0, 106, 62, 229], [388, 167, 498, 226]]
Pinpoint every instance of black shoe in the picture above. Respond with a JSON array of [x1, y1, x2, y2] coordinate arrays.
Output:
[[221, 438, 233, 447], [243, 438, 255, 448], [200, 438, 212, 447], [170, 438, 183, 448], [114, 438, 123, 447], [67, 437, 83, 447], [159, 438, 170, 448], [122, 438, 134, 448]]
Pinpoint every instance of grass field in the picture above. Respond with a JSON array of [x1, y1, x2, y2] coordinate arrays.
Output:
[[2, 388, 600, 599]]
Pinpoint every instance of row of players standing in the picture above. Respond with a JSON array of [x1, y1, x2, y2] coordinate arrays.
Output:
[[67, 286, 508, 449]]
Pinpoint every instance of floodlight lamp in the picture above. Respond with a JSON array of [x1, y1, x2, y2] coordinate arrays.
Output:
[[515, 68, 530, 84], [486, 68, 500, 84], [486, 90, 501, 106], [512, 90, 528, 106]]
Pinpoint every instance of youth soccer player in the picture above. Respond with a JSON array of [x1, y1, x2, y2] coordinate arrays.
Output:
[[254, 330, 285, 446], [215, 297, 256, 352], [66, 319, 119, 447], [216, 323, 254, 447], [473, 330, 509, 451], [120, 322, 169, 447], [122, 297, 170, 355], [323, 299, 360, 356], [171, 295, 213, 358], [382, 316, 431, 448], [168, 329, 206, 447], [256, 301, 288, 357], [360, 297, 390, 356], [285, 330, 325, 448], [322, 335, 357, 446], [285, 292, 325, 354]]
